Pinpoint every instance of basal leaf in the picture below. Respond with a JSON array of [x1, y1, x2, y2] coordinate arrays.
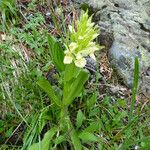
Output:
[[29, 127, 57, 150]]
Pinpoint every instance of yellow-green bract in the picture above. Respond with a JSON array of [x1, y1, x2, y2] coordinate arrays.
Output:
[[63, 11, 100, 68]]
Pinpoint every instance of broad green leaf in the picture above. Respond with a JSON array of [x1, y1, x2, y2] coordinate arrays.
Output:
[[54, 135, 66, 145], [86, 92, 97, 109], [78, 132, 99, 142], [29, 127, 57, 150], [83, 121, 101, 133], [64, 70, 89, 106], [76, 110, 85, 129], [64, 63, 79, 83], [53, 42, 65, 71], [47, 35, 65, 72], [37, 77, 61, 107], [63, 63, 80, 100], [71, 130, 82, 150]]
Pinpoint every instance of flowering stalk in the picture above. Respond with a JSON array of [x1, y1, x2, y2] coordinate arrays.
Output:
[[63, 11, 101, 68]]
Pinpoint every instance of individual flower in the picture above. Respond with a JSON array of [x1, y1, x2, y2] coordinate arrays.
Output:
[[75, 54, 86, 68], [63, 51, 73, 64]]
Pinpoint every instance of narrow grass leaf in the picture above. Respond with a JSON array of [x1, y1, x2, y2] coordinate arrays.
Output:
[[47, 34, 55, 55], [22, 118, 39, 150], [4, 1, 16, 15], [38, 105, 53, 133], [129, 57, 139, 121], [114, 115, 139, 140]]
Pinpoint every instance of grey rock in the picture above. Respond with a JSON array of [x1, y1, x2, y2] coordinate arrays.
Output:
[[72, 0, 150, 96], [85, 57, 97, 73]]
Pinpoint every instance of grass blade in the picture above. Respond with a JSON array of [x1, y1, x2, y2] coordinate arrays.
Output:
[[129, 57, 139, 122]]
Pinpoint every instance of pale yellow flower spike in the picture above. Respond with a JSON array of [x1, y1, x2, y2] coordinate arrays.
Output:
[[63, 11, 100, 68]]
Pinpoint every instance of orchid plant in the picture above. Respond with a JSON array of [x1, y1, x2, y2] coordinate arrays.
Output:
[[28, 11, 102, 150]]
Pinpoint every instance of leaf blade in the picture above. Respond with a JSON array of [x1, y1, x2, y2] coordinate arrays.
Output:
[[37, 77, 61, 107], [29, 127, 57, 150], [64, 70, 89, 106], [47, 35, 65, 72], [78, 132, 99, 142], [71, 130, 82, 150], [76, 110, 85, 129]]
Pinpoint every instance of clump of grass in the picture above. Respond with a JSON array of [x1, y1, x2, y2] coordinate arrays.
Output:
[[0, 12, 51, 147], [0, 0, 19, 30]]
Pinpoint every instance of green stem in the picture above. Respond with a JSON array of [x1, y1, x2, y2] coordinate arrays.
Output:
[[60, 105, 68, 121], [60, 104, 69, 131], [60, 105, 82, 150]]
